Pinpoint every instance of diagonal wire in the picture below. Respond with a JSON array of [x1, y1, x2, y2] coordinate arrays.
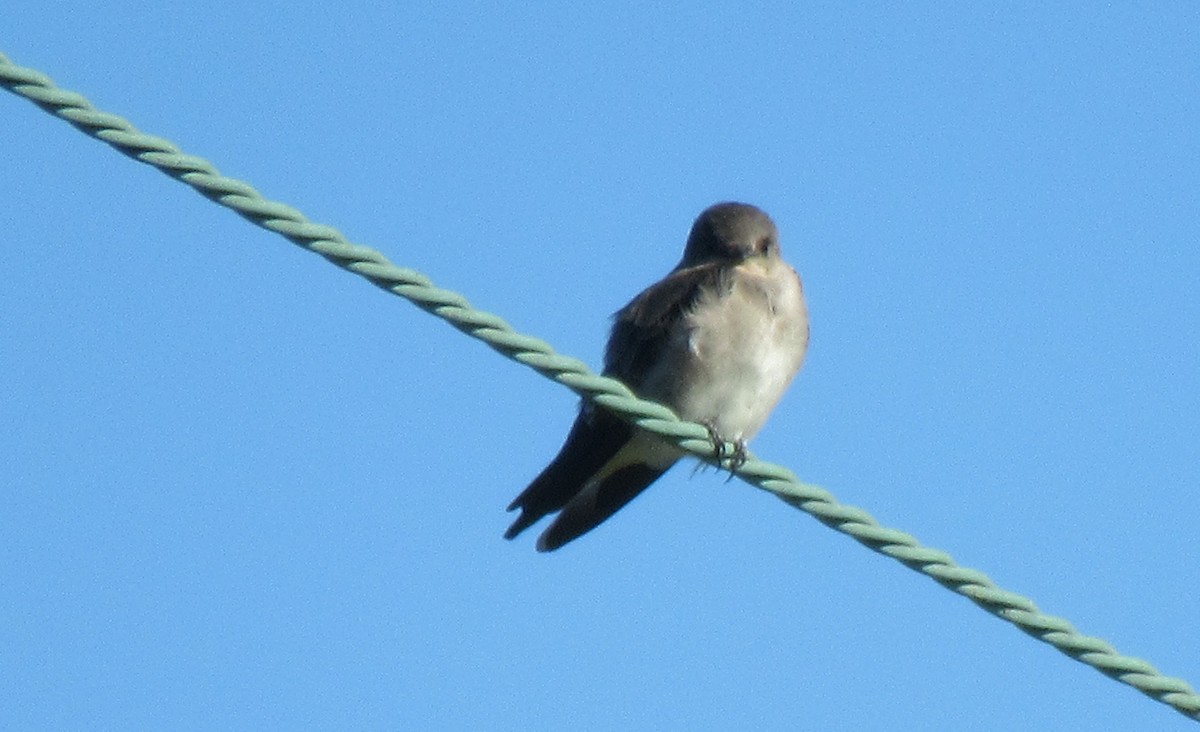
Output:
[[3, 50, 1198, 723]]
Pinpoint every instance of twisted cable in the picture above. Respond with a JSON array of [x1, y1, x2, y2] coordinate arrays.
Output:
[[3, 51, 1197, 722]]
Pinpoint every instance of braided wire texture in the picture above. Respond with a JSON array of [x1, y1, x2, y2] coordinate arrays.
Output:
[[3, 51, 1197, 722]]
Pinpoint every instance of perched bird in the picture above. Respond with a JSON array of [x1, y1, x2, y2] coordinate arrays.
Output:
[[505, 202, 809, 551]]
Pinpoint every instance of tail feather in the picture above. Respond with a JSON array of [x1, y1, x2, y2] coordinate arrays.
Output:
[[505, 406, 631, 540], [535, 462, 669, 552]]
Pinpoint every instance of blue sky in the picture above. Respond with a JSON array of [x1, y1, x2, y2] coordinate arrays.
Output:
[[3, 3, 1199, 729]]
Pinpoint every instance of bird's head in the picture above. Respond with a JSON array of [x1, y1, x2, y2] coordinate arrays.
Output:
[[678, 202, 779, 269]]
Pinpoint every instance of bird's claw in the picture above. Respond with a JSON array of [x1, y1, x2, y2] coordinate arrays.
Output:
[[728, 439, 748, 471], [703, 422, 747, 478]]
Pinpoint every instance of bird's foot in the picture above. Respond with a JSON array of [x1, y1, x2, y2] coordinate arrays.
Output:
[[728, 439, 748, 472], [703, 422, 747, 478], [703, 421, 726, 460]]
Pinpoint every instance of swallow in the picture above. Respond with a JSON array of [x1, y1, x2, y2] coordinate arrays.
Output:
[[505, 202, 809, 551]]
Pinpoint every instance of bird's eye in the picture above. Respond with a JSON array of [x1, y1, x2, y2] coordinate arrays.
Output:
[[757, 236, 772, 254]]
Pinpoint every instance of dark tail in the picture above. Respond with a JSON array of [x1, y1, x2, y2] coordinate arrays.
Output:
[[535, 462, 669, 552], [505, 406, 631, 540]]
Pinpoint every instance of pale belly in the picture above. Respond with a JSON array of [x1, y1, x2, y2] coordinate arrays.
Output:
[[675, 310, 804, 440], [654, 264, 808, 442]]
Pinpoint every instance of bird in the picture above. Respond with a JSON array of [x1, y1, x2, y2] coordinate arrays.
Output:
[[505, 202, 809, 551]]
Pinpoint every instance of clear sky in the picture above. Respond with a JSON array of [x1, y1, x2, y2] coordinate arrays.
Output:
[[3, 3, 1198, 730]]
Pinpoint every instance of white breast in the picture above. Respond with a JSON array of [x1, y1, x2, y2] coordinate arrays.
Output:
[[673, 260, 808, 441]]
